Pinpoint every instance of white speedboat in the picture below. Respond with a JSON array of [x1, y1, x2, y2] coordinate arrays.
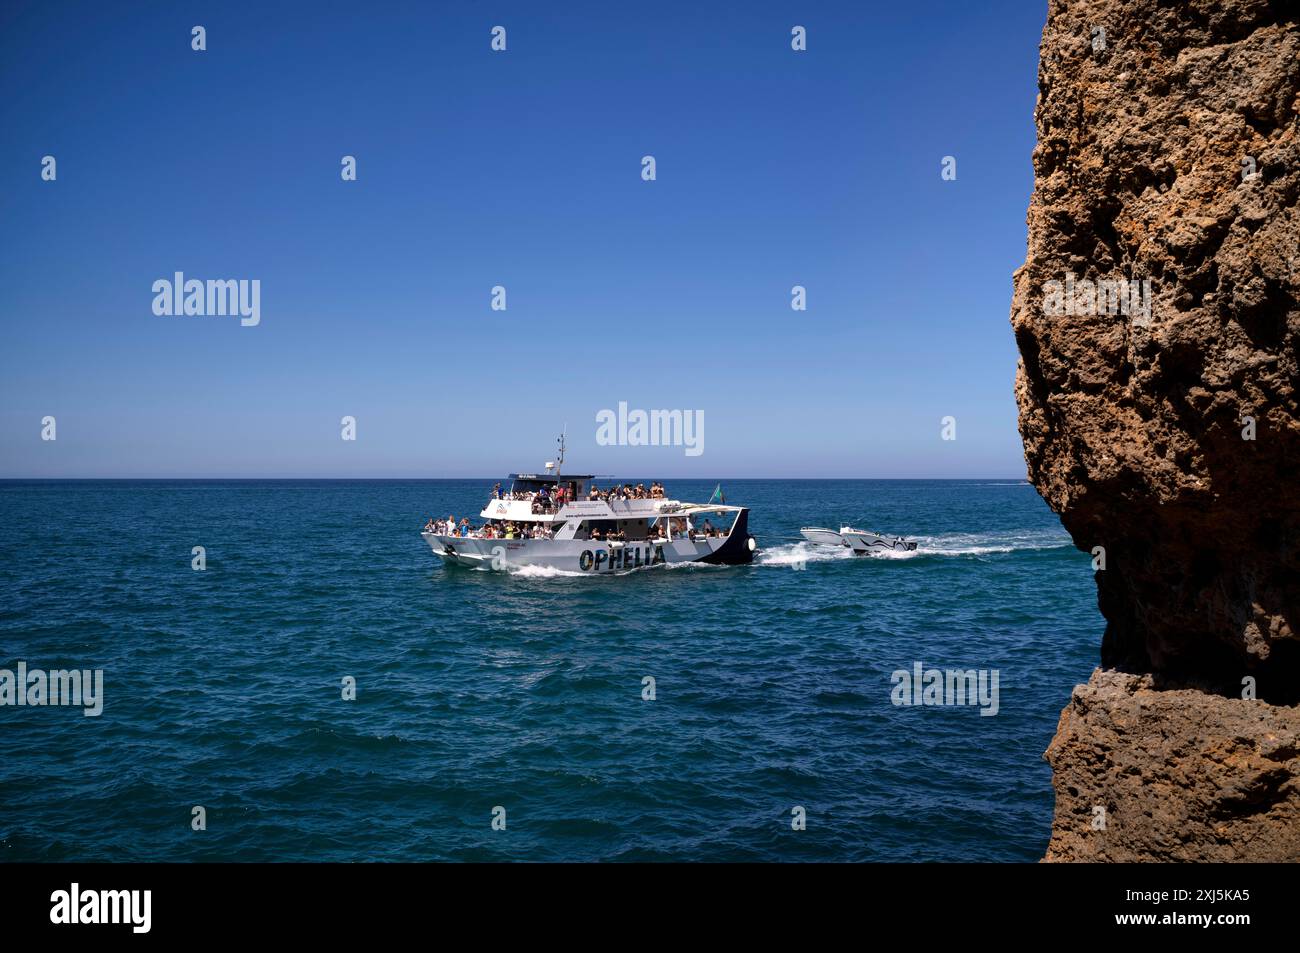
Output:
[[422, 435, 756, 573], [800, 525, 917, 555]]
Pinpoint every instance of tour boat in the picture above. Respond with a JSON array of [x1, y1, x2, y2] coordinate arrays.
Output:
[[422, 435, 756, 573]]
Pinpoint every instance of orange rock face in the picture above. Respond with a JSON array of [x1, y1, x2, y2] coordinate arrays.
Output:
[[1012, 0, 1299, 859]]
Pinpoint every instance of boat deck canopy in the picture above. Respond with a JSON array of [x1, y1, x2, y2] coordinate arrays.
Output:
[[665, 503, 747, 516]]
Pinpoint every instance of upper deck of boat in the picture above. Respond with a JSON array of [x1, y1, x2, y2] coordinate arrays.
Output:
[[479, 495, 743, 523], [478, 470, 741, 523]]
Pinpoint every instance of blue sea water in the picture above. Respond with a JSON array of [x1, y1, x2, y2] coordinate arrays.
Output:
[[0, 479, 1100, 862]]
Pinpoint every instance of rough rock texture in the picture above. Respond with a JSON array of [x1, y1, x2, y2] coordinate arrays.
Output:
[[1011, 0, 1300, 860], [1043, 670, 1300, 861]]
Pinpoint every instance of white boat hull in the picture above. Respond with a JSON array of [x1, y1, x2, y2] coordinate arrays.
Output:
[[426, 509, 755, 573], [799, 527, 847, 548]]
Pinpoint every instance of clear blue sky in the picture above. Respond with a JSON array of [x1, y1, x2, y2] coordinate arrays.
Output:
[[0, 1, 1045, 478]]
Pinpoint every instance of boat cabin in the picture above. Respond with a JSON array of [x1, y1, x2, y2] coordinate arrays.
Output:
[[505, 472, 593, 501]]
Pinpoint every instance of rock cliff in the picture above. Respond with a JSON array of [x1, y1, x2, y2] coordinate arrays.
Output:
[[1010, 0, 1299, 860]]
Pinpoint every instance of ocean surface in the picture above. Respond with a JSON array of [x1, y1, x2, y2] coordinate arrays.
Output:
[[0, 479, 1101, 862]]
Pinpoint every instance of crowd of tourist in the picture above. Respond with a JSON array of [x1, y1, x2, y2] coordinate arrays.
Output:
[[586, 481, 666, 502], [418, 479, 731, 543], [489, 481, 576, 514], [481, 479, 672, 514], [422, 516, 555, 540]]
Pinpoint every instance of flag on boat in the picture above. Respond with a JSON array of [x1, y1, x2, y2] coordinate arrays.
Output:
[[708, 483, 725, 505]]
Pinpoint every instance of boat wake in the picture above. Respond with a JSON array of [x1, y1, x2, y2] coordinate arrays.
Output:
[[755, 542, 856, 567], [757, 529, 1072, 564], [910, 529, 1072, 556], [506, 564, 589, 579]]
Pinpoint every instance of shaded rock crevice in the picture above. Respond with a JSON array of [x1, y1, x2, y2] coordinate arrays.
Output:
[[1012, 0, 1299, 860]]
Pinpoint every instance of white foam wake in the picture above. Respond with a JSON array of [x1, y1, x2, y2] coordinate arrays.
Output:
[[507, 564, 589, 578], [909, 529, 1071, 556], [754, 541, 856, 566], [755, 529, 1071, 564]]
